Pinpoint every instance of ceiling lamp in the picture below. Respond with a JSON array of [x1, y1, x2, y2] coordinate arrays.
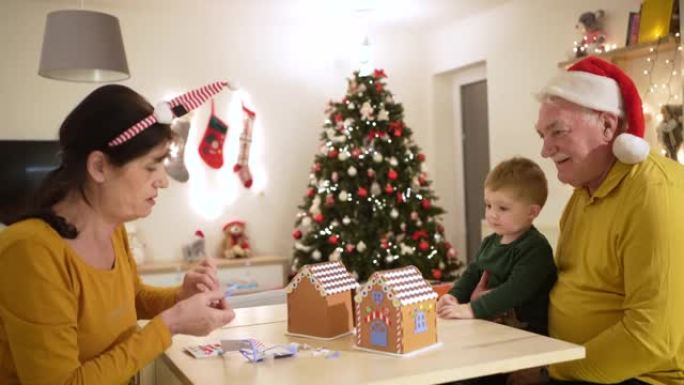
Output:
[[38, 9, 129, 82]]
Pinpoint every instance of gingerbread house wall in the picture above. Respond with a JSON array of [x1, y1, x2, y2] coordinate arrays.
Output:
[[287, 276, 354, 338], [356, 284, 401, 354], [399, 300, 438, 353]]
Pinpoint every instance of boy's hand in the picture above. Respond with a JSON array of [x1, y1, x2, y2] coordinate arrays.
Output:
[[437, 303, 474, 319], [436, 293, 459, 312], [470, 270, 491, 302]]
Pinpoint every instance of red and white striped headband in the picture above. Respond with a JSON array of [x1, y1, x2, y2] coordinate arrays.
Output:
[[108, 81, 234, 147]]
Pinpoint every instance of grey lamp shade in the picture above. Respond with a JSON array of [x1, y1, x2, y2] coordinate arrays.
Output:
[[38, 10, 130, 82]]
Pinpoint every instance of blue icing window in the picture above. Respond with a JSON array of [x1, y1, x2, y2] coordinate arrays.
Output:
[[414, 311, 427, 334], [372, 290, 383, 305]]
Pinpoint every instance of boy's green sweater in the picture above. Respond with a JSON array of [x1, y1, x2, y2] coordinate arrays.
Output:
[[450, 226, 557, 335]]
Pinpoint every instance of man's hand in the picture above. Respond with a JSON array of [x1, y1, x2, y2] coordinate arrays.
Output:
[[437, 293, 459, 312]]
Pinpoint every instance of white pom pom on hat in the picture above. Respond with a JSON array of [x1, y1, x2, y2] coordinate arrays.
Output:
[[539, 56, 649, 164], [153, 101, 174, 124]]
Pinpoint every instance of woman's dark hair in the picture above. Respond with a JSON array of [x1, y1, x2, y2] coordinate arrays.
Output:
[[22, 85, 173, 238]]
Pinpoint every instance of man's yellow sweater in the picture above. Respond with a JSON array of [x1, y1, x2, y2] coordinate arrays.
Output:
[[549, 154, 684, 384], [0, 219, 179, 385]]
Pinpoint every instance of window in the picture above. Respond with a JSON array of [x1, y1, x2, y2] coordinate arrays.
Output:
[[372, 290, 383, 305], [415, 311, 427, 333]]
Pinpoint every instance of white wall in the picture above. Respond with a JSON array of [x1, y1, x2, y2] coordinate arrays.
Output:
[[0, 0, 431, 262], [426, 0, 644, 250]]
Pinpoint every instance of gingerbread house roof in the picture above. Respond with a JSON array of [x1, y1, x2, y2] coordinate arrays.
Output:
[[285, 261, 359, 296], [356, 265, 437, 307]]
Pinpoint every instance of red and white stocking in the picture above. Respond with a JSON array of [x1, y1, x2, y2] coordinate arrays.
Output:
[[198, 100, 229, 169], [234, 104, 255, 188]]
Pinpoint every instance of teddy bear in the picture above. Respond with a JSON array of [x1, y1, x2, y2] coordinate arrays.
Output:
[[575, 10, 606, 58], [222, 221, 252, 259]]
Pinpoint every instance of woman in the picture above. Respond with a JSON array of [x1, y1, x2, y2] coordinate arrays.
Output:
[[0, 83, 235, 385]]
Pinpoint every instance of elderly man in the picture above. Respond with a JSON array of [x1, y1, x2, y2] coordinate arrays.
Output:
[[510, 56, 684, 385]]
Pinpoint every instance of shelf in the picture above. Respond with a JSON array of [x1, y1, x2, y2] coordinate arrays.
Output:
[[137, 255, 288, 274], [558, 35, 681, 68]]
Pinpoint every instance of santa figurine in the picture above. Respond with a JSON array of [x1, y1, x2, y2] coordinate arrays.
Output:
[[222, 221, 252, 259], [182, 230, 206, 262]]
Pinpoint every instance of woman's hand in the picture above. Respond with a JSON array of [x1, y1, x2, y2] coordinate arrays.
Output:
[[506, 367, 548, 385], [161, 290, 235, 336], [437, 302, 475, 319], [178, 258, 220, 301]]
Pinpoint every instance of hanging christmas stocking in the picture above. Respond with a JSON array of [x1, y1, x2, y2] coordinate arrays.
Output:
[[198, 100, 229, 169], [165, 119, 190, 182], [234, 104, 255, 187]]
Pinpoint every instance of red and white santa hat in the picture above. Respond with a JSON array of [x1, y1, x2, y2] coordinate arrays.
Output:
[[539, 56, 649, 164]]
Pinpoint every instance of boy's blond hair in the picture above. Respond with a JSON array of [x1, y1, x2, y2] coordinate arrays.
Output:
[[484, 157, 548, 207]]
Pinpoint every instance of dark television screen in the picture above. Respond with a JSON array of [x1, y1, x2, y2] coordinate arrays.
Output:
[[0, 140, 60, 225]]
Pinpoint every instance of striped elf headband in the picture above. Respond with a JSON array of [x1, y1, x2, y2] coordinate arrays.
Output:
[[108, 81, 234, 147]]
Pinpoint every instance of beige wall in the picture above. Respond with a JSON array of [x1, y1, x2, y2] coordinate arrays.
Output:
[[2, 0, 674, 264]]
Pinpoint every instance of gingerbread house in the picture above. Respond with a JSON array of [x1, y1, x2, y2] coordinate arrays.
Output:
[[285, 261, 359, 339], [355, 265, 438, 355]]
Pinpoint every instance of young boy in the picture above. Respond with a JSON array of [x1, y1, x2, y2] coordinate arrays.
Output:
[[437, 157, 556, 336]]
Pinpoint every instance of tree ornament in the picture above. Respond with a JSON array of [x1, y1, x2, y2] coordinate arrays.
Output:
[[419, 172, 427, 186], [390, 208, 399, 219], [371, 182, 382, 196], [328, 148, 339, 159], [302, 216, 312, 228], [385, 255, 393, 264], [325, 194, 335, 207], [357, 241, 367, 252], [388, 169, 398, 180], [389, 157, 398, 167], [360, 101, 374, 120], [351, 148, 362, 158], [372, 152, 384, 163], [328, 235, 339, 245], [396, 192, 405, 204], [306, 187, 316, 198], [389, 121, 404, 137], [292, 229, 303, 239], [331, 172, 339, 182], [367, 168, 375, 178], [313, 213, 324, 223], [339, 190, 349, 201], [432, 269, 442, 280], [373, 69, 387, 79], [348, 102, 355, 110], [381, 238, 389, 249], [419, 240, 429, 251], [312, 163, 321, 173], [345, 244, 355, 253], [338, 151, 349, 161], [377, 109, 389, 121], [347, 166, 358, 177], [411, 211, 419, 221], [384, 184, 394, 194], [357, 187, 368, 198], [421, 199, 431, 210], [417, 153, 426, 162], [342, 216, 351, 225], [312, 250, 322, 260]]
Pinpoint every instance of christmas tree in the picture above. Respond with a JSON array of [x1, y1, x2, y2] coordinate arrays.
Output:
[[291, 69, 461, 282]]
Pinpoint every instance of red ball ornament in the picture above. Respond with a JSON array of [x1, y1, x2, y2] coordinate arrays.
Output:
[[419, 240, 429, 251], [306, 188, 316, 198], [388, 169, 398, 181], [328, 234, 339, 245], [367, 169, 375, 178], [418, 173, 427, 186], [381, 238, 389, 249], [345, 244, 355, 253], [312, 163, 321, 173], [384, 184, 394, 194], [334, 113, 344, 123], [357, 187, 368, 198], [325, 194, 335, 206], [421, 199, 431, 210], [292, 230, 302, 239], [351, 148, 362, 158], [314, 213, 324, 223], [417, 153, 426, 162], [375, 83, 384, 92], [396, 192, 405, 204], [328, 148, 339, 159], [432, 269, 442, 280]]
